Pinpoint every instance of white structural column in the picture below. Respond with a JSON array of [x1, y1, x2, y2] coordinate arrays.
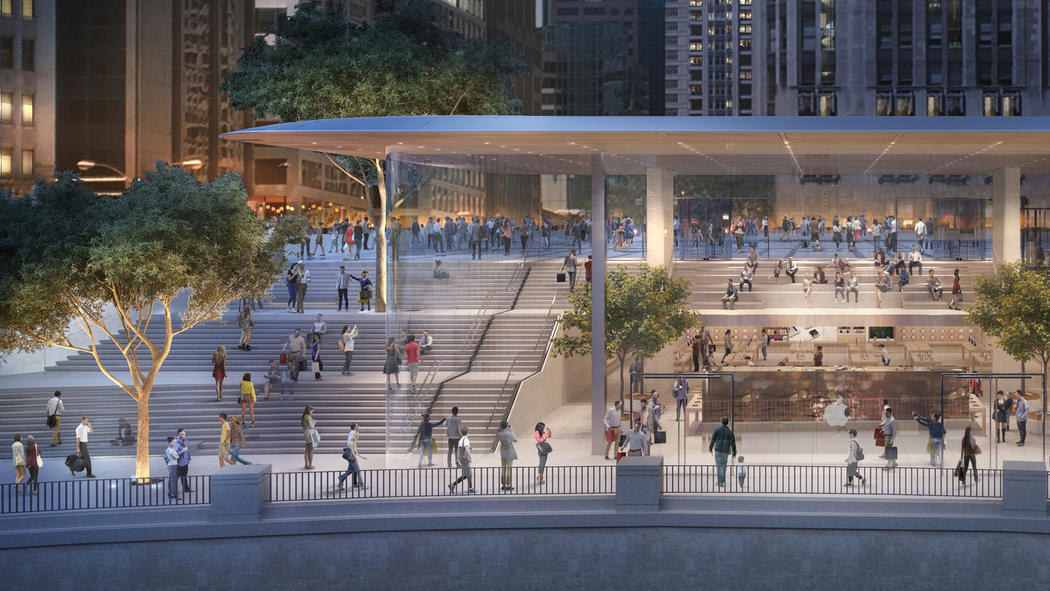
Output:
[[645, 167, 675, 268], [591, 154, 607, 456], [992, 167, 1022, 264]]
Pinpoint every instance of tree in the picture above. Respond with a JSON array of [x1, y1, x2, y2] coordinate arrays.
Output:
[[551, 265, 701, 401], [222, 0, 525, 311], [968, 261, 1050, 414], [0, 166, 303, 479]]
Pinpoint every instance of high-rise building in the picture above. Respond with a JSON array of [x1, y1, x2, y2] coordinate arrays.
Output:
[[0, 0, 55, 196], [667, 0, 1050, 117]]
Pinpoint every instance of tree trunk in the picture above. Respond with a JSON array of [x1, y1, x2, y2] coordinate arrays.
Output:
[[376, 177, 388, 314], [135, 393, 151, 481], [618, 354, 626, 403]]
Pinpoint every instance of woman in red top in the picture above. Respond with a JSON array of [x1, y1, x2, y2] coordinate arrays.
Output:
[[948, 268, 962, 310], [24, 435, 40, 494], [534, 422, 553, 485]]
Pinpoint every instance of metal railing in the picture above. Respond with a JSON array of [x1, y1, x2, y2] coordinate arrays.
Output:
[[663, 464, 1002, 498], [0, 475, 210, 514], [698, 396, 971, 423], [269, 465, 617, 502]]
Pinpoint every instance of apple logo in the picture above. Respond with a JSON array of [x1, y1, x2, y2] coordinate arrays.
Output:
[[824, 397, 849, 427]]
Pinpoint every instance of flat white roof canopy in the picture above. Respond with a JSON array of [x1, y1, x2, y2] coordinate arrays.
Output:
[[225, 116, 1050, 175]]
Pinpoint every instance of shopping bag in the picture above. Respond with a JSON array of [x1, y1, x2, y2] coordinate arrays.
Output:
[[279, 353, 288, 364], [556, 273, 566, 283], [874, 426, 885, 447], [311, 361, 320, 373], [884, 446, 898, 460], [925, 437, 932, 454], [615, 451, 626, 463], [605, 429, 616, 443], [653, 430, 667, 444]]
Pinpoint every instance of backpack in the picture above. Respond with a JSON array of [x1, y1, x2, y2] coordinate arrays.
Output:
[[853, 441, 865, 461], [457, 442, 469, 465]]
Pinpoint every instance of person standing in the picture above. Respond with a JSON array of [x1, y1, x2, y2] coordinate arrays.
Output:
[[497, 420, 518, 491], [45, 390, 64, 446], [708, 417, 737, 487], [403, 334, 422, 391], [844, 429, 866, 487], [23, 435, 40, 495], [672, 377, 691, 422], [948, 268, 962, 310], [913, 412, 946, 467], [382, 337, 401, 389], [296, 262, 311, 314], [412, 412, 446, 468], [603, 401, 623, 459], [75, 415, 96, 478], [310, 333, 324, 381], [585, 255, 593, 284], [311, 313, 327, 346], [338, 423, 365, 489], [285, 261, 300, 311], [337, 266, 351, 310], [362, 217, 371, 250], [534, 422, 553, 485], [994, 391, 1010, 443], [959, 426, 980, 486], [813, 345, 823, 367], [759, 329, 770, 361], [314, 220, 326, 258], [353, 221, 364, 259], [340, 324, 358, 376], [282, 328, 306, 382], [445, 407, 463, 468], [211, 346, 227, 402], [174, 428, 192, 492], [448, 426, 475, 494], [349, 270, 372, 312], [690, 335, 701, 372], [12, 435, 26, 493], [164, 436, 180, 499], [237, 307, 254, 351], [880, 408, 898, 469], [1014, 390, 1030, 446], [239, 373, 256, 427], [218, 413, 235, 469], [561, 249, 579, 291], [228, 417, 252, 466], [302, 405, 318, 470]]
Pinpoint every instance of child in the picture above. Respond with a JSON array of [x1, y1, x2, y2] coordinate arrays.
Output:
[[734, 455, 747, 487]]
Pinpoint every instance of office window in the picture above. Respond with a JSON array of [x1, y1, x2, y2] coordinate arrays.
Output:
[[0, 37, 12, 69], [21, 148, 32, 177], [0, 0, 10, 16], [21, 93, 32, 125], [0, 91, 11, 123], [927, 93, 943, 116], [982, 94, 1000, 116], [21, 0, 31, 18], [21, 38, 33, 71], [1003, 94, 1021, 116], [0, 147, 11, 177]]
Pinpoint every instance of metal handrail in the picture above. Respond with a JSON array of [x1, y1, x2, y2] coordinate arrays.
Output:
[[486, 356, 519, 431]]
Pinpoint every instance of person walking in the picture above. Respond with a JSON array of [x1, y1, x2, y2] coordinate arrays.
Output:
[[959, 426, 980, 486], [561, 249, 579, 291], [913, 411, 946, 467], [282, 328, 306, 382], [708, 417, 737, 487], [497, 420, 518, 490], [1014, 390, 1030, 446], [23, 435, 40, 495], [382, 337, 401, 388], [948, 268, 962, 310], [844, 428, 866, 487], [445, 407, 463, 468], [621, 420, 648, 458], [672, 377, 691, 422], [310, 333, 324, 381], [994, 390, 1010, 443], [339, 324, 359, 375], [12, 435, 26, 493], [349, 270, 372, 312], [302, 405, 318, 469], [218, 413, 235, 468], [296, 262, 310, 314], [721, 329, 733, 365], [337, 266, 351, 310], [45, 390, 64, 446], [237, 306, 254, 351], [311, 313, 327, 345], [412, 412, 446, 467], [534, 422, 553, 485], [211, 346, 227, 402], [448, 426, 475, 494], [239, 373, 256, 427], [690, 335, 701, 372], [75, 415, 96, 478], [338, 423, 365, 489], [264, 360, 283, 400], [603, 401, 623, 459], [403, 334, 422, 391], [174, 428, 192, 492], [164, 436, 180, 499], [880, 408, 898, 469], [228, 417, 252, 465]]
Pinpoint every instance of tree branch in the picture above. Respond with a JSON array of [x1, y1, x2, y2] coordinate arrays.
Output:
[[325, 153, 368, 188]]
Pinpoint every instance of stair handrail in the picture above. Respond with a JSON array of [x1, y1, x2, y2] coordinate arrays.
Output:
[[534, 295, 559, 351], [486, 355, 519, 431]]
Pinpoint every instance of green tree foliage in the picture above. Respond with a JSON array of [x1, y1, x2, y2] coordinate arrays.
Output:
[[0, 165, 303, 478], [968, 261, 1050, 402], [223, 0, 525, 311], [551, 265, 701, 400]]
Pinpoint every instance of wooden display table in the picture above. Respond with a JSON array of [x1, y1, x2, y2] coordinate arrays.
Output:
[[967, 346, 993, 367], [905, 343, 934, 366], [849, 344, 883, 367], [685, 393, 703, 432]]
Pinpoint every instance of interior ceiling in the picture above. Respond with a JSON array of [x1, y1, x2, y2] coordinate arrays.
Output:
[[224, 116, 1050, 176]]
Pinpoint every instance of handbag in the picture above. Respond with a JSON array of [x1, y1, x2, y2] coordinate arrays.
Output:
[[605, 429, 616, 443], [556, 273, 566, 283], [537, 441, 553, 455], [953, 460, 962, 478], [337, 339, 346, 353], [311, 361, 321, 373], [884, 445, 898, 460], [653, 430, 667, 444], [299, 358, 307, 372], [237, 395, 247, 405], [46, 414, 55, 428], [279, 353, 288, 364], [925, 437, 932, 454], [973, 443, 981, 455], [342, 447, 354, 461]]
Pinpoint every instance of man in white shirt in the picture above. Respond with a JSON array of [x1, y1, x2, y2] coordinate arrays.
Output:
[[914, 217, 927, 253], [907, 245, 923, 276], [282, 329, 307, 381], [420, 330, 433, 355], [338, 422, 364, 488], [562, 249, 579, 291], [311, 313, 327, 345], [449, 427, 474, 494], [603, 401, 623, 459], [75, 415, 96, 477], [46, 390, 64, 446], [336, 266, 351, 310]]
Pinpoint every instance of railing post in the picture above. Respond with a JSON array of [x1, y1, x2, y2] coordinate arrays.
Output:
[[616, 455, 663, 511], [1000, 461, 1048, 517], [210, 464, 271, 522]]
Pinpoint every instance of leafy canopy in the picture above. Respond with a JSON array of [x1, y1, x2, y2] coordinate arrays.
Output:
[[553, 265, 701, 363], [967, 261, 1050, 367]]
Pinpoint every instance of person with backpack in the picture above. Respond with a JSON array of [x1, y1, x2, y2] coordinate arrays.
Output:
[[448, 427, 475, 494], [845, 428, 866, 487]]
